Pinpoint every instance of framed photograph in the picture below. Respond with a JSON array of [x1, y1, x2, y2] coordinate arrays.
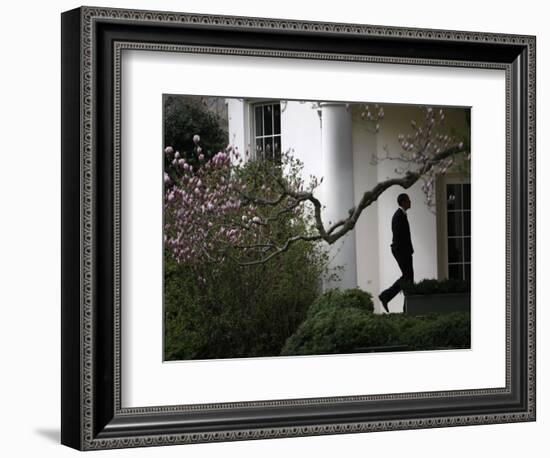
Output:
[[61, 6, 536, 450]]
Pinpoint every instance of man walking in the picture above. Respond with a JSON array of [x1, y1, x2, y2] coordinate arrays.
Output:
[[379, 193, 414, 313]]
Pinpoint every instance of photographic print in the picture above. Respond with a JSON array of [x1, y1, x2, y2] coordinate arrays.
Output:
[[61, 7, 535, 449], [163, 95, 471, 361]]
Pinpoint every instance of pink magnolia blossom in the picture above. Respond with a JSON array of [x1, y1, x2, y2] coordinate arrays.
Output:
[[164, 143, 272, 265]]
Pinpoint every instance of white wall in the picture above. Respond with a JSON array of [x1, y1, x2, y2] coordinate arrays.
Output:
[[352, 111, 382, 306], [281, 101, 323, 187], [226, 98, 247, 156], [0, 1, 546, 457]]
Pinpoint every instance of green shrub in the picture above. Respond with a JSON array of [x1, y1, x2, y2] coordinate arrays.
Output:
[[164, 155, 331, 361], [281, 293, 470, 356], [403, 278, 470, 296], [306, 288, 374, 318], [164, 238, 327, 360], [282, 308, 395, 356], [404, 312, 471, 350]]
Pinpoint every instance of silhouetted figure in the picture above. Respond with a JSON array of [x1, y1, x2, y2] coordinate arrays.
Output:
[[379, 193, 414, 313]]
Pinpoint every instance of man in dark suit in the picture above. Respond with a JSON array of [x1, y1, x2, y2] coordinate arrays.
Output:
[[378, 193, 414, 313]]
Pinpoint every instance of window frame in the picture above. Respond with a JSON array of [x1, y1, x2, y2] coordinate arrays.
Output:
[[436, 173, 471, 280], [249, 100, 282, 161]]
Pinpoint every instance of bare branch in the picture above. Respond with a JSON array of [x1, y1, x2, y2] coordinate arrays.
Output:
[[228, 233, 323, 266], [234, 142, 468, 260]]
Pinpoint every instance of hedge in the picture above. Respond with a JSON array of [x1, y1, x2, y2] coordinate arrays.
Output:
[[281, 288, 470, 356], [402, 278, 470, 296]]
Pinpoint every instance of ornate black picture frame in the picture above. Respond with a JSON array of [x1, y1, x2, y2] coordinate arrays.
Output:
[[61, 6, 536, 450]]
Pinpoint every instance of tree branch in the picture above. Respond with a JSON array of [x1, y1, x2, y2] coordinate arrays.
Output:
[[321, 143, 468, 244], [228, 233, 323, 266]]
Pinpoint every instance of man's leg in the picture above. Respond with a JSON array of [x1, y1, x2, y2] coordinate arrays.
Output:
[[379, 251, 413, 311], [396, 253, 413, 288]]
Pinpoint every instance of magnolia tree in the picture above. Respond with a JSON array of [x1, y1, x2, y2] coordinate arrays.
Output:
[[164, 105, 469, 266], [164, 135, 314, 266]]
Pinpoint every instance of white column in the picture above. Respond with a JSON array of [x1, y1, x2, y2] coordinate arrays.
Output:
[[321, 103, 357, 290]]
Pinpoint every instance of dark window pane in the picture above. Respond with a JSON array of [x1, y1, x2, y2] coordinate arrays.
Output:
[[264, 137, 274, 160], [448, 264, 463, 280], [464, 237, 471, 262], [274, 148, 281, 164], [447, 184, 462, 210], [263, 105, 273, 136], [464, 211, 471, 236], [255, 106, 263, 137], [465, 264, 471, 282], [273, 104, 281, 135], [256, 138, 263, 155], [448, 238, 463, 263], [273, 135, 281, 153], [447, 211, 463, 237], [463, 184, 471, 210]]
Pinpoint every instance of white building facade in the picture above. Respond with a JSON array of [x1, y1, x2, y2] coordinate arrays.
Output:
[[226, 99, 470, 313]]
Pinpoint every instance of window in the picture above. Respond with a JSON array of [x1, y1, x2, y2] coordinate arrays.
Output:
[[446, 183, 471, 281], [252, 102, 281, 162]]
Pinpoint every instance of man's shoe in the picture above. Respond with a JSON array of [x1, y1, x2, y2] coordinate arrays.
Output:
[[378, 294, 389, 313]]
